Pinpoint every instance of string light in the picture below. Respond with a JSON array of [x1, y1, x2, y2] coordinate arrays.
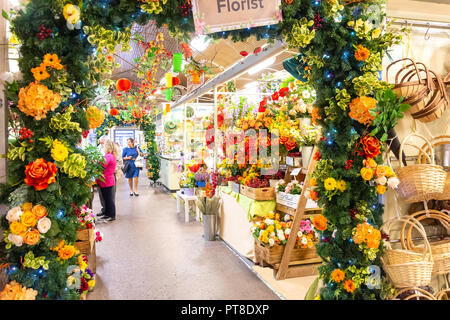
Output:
[[57, 209, 65, 218]]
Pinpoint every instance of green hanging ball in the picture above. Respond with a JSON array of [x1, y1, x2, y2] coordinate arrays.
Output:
[[173, 53, 183, 72]]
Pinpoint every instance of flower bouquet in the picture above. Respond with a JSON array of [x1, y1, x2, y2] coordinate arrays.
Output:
[[179, 172, 196, 196], [252, 212, 320, 266]]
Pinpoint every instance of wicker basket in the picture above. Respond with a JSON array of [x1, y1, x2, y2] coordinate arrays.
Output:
[[417, 135, 450, 201], [394, 133, 446, 203], [435, 289, 450, 300], [392, 287, 436, 300], [402, 210, 450, 275], [381, 216, 434, 288]]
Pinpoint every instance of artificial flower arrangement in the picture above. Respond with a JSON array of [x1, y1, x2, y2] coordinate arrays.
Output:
[[0, 281, 38, 300], [359, 158, 400, 195], [252, 212, 320, 248], [179, 171, 196, 189], [3, 203, 52, 248], [298, 124, 320, 147], [50, 239, 78, 261], [276, 179, 303, 195]]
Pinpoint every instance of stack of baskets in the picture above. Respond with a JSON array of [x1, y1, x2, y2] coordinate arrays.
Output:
[[387, 58, 448, 123], [381, 216, 434, 288]]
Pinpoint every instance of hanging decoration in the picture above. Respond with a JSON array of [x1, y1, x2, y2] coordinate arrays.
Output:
[[173, 52, 183, 72], [116, 78, 132, 92], [165, 73, 173, 88]]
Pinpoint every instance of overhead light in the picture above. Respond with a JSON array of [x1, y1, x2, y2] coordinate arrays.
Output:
[[189, 35, 211, 52], [247, 56, 276, 75]]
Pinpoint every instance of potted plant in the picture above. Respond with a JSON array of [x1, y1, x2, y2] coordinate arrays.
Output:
[[179, 172, 196, 196], [196, 195, 220, 241]]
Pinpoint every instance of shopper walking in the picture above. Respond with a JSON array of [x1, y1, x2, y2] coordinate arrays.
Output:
[[122, 137, 144, 196], [97, 140, 117, 222]]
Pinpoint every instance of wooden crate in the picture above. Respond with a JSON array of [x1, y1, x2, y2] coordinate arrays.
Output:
[[254, 240, 320, 267], [75, 229, 95, 255], [240, 185, 275, 200]]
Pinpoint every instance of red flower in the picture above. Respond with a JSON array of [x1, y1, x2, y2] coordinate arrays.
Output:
[[82, 130, 90, 139], [357, 135, 381, 159], [258, 97, 267, 112], [109, 108, 119, 116], [24, 158, 58, 191], [345, 160, 353, 170], [279, 87, 289, 97], [313, 151, 322, 161], [217, 110, 224, 127], [116, 78, 132, 92], [240, 51, 249, 57], [80, 277, 89, 292], [271, 92, 279, 101], [253, 47, 262, 54]]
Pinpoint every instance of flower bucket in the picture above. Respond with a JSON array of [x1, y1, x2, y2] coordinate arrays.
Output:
[[203, 214, 217, 241], [196, 180, 206, 188], [181, 187, 195, 196]]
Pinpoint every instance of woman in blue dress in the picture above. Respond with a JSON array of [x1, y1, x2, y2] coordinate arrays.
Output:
[[122, 138, 144, 196]]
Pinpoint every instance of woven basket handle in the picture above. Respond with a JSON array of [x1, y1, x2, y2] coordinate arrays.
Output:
[[381, 216, 432, 259], [400, 62, 434, 90], [399, 133, 435, 167], [403, 210, 450, 252], [393, 287, 436, 300], [386, 58, 421, 85]]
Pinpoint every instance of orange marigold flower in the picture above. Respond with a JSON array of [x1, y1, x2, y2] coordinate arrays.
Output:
[[311, 107, 321, 126], [43, 53, 63, 70], [18, 82, 61, 120], [355, 45, 370, 61], [331, 269, 346, 283], [31, 65, 50, 82], [313, 214, 327, 231], [343, 279, 356, 293], [348, 96, 376, 126]]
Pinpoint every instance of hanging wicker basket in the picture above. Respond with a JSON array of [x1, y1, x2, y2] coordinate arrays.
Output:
[[435, 289, 450, 300], [381, 216, 434, 288], [402, 210, 450, 275], [417, 135, 450, 201], [393, 133, 446, 203], [392, 287, 436, 300]]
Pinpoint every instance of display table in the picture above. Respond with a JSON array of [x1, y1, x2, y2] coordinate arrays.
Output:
[[158, 155, 182, 191], [176, 191, 202, 223], [218, 186, 276, 261]]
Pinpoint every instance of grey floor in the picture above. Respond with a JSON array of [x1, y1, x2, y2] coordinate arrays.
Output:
[[88, 177, 280, 300]]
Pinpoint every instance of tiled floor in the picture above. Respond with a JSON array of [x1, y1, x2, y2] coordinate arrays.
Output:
[[88, 177, 279, 300]]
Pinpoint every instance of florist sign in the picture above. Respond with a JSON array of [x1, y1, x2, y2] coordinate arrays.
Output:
[[191, 0, 283, 35]]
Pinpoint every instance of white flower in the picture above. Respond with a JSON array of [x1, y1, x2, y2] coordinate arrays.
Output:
[[375, 176, 387, 186], [37, 217, 52, 234], [301, 237, 308, 245], [284, 214, 291, 222], [6, 206, 23, 223], [270, 232, 276, 237], [268, 238, 275, 246], [302, 90, 311, 99], [297, 231, 303, 238], [285, 228, 291, 236], [299, 103, 307, 113], [332, 229, 337, 238], [264, 218, 275, 225], [8, 233, 24, 247], [277, 230, 285, 241], [387, 177, 400, 189], [311, 90, 316, 97]]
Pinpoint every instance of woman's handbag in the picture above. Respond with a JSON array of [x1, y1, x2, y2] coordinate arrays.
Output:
[[135, 157, 144, 169], [121, 159, 130, 174]]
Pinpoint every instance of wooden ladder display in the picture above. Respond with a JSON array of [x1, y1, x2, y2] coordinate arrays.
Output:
[[275, 145, 323, 280]]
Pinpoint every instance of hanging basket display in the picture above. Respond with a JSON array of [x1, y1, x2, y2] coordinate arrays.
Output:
[[164, 121, 177, 134], [116, 78, 132, 92]]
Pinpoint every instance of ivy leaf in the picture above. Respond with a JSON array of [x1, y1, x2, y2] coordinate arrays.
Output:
[[2, 9, 9, 21]]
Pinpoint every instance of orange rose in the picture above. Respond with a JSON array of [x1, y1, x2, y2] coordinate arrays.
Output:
[[58, 245, 76, 260], [9, 221, 27, 236], [377, 184, 387, 194], [363, 158, 377, 169], [375, 165, 386, 178], [313, 214, 327, 231], [358, 135, 381, 159], [360, 167, 374, 181], [32, 204, 48, 220], [20, 211, 37, 228], [348, 96, 376, 126], [24, 158, 57, 191], [21, 202, 33, 212], [23, 229, 40, 245]]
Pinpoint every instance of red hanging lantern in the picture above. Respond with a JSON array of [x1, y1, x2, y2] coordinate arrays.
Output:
[[217, 109, 224, 127], [109, 108, 119, 116], [116, 78, 132, 92], [172, 76, 180, 86], [279, 87, 290, 97], [240, 51, 249, 57], [253, 47, 262, 54]]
